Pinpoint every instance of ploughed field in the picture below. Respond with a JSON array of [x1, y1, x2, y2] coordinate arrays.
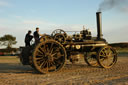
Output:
[[0, 53, 128, 85]]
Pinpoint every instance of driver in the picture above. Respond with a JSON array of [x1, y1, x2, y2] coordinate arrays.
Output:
[[33, 27, 43, 44], [25, 30, 33, 47]]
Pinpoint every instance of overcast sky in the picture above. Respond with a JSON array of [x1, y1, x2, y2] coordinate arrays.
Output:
[[0, 0, 128, 48]]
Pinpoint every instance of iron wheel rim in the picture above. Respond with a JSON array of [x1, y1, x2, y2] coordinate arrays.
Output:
[[33, 40, 66, 74]]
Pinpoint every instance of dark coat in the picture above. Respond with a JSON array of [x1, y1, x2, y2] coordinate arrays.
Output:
[[25, 33, 33, 43]]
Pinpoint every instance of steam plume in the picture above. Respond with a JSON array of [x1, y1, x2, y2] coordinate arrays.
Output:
[[98, 0, 128, 12]]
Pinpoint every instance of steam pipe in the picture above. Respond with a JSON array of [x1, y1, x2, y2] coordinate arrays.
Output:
[[96, 12, 103, 39]]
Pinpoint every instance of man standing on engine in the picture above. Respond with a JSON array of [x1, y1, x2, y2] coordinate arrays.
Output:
[[25, 30, 33, 47], [33, 27, 43, 44]]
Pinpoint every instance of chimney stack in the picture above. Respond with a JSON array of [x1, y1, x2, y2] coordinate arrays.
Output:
[[96, 12, 103, 39]]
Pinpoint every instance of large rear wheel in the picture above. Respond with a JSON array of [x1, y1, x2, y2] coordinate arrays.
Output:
[[33, 40, 66, 74]]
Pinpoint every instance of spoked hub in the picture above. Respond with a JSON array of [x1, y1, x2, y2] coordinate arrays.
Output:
[[97, 46, 117, 68], [84, 52, 99, 66], [33, 40, 66, 74], [54, 33, 66, 43]]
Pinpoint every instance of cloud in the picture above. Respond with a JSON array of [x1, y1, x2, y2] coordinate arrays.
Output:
[[0, 1, 10, 7], [120, 6, 128, 12], [23, 20, 57, 26], [14, 16, 22, 19], [23, 20, 44, 25]]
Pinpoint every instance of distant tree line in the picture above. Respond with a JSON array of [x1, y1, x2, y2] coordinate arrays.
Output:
[[109, 43, 128, 48], [0, 34, 17, 52]]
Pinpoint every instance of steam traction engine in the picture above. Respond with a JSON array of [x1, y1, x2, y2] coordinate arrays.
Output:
[[20, 12, 117, 74]]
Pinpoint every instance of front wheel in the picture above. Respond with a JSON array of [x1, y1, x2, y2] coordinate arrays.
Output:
[[97, 46, 117, 68]]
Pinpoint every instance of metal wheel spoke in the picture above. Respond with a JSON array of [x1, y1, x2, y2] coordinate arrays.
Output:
[[40, 61, 47, 68], [42, 44, 48, 53], [106, 58, 109, 66], [100, 58, 105, 61], [49, 43, 54, 54], [36, 57, 44, 60], [53, 46, 61, 52], [39, 58, 46, 63], [53, 53, 64, 60], [46, 62, 49, 72], [48, 62, 52, 68], [37, 49, 44, 54], [46, 45, 49, 53], [57, 53, 64, 57], [50, 61, 55, 67], [50, 48, 54, 55], [99, 54, 106, 58], [53, 56, 61, 60], [101, 51, 106, 56], [39, 47, 47, 53], [36, 53, 44, 57], [110, 53, 116, 57], [108, 48, 111, 54], [51, 53, 57, 57]]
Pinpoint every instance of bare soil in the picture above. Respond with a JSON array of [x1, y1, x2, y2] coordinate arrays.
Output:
[[0, 54, 128, 85]]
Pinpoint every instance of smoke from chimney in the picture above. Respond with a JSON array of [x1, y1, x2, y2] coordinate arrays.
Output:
[[98, 0, 128, 12]]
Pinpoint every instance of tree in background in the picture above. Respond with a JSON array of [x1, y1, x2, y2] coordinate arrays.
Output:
[[0, 34, 17, 48]]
